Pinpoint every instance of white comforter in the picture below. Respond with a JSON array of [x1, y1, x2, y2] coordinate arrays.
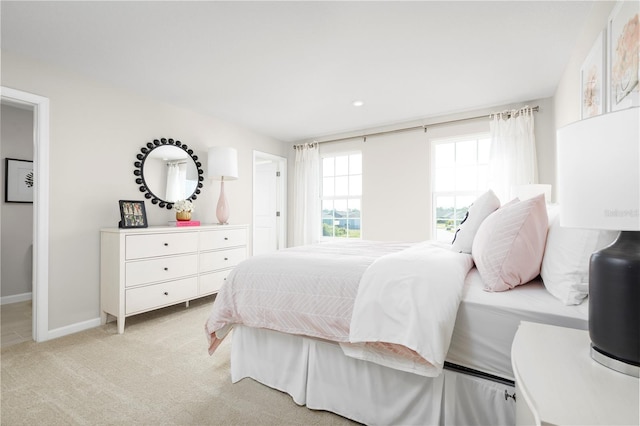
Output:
[[205, 240, 473, 377], [344, 241, 473, 376]]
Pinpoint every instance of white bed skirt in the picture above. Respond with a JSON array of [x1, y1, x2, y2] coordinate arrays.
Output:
[[231, 325, 515, 425]]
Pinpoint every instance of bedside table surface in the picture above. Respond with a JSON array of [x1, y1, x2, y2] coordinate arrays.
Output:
[[512, 322, 639, 426]]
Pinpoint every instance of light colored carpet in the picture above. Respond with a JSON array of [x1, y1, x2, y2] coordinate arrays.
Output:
[[1, 296, 357, 425]]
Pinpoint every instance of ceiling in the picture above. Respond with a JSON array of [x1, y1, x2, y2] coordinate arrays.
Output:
[[1, 1, 593, 142]]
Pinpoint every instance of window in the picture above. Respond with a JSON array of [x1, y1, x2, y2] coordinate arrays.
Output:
[[432, 135, 490, 242], [321, 153, 362, 238]]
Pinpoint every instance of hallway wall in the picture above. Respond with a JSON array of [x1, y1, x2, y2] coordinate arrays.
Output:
[[1, 103, 34, 301]]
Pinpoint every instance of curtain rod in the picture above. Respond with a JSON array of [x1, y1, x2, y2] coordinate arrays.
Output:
[[298, 105, 539, 147]]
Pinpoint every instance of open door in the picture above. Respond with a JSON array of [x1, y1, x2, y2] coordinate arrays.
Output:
[[252, 151, 286, 256]]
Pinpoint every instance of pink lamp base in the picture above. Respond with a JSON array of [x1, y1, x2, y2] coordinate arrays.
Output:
[[216, 180, 230, 224]]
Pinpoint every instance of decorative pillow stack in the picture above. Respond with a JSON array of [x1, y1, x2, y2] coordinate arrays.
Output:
[[472, 194, 548, 292], [541, 206, 618, 305], [451, 189, 501, 254]]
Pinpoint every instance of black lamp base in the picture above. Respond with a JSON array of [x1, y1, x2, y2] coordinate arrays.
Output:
[[589, 230, 640, 377]]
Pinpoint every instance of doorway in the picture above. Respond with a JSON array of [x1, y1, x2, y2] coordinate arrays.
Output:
[[252, 151, 287, 256], [1, 103, 34, 347], [1, 86, 50, 342]]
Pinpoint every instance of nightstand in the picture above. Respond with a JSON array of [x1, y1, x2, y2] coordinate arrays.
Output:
[[511, 322, 639, 426]]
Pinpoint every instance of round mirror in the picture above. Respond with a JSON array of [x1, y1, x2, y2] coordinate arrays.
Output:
[[133, 138, 204, 209]]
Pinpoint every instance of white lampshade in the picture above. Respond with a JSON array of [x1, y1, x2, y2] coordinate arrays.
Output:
[[208, 147, 238, 180], [557, 107, 639, 231], [511, 184, 552, 203]]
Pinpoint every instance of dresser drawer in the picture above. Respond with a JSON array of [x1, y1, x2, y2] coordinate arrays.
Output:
[[199, 247, 246, 273], [200, 229, 247, 251], [199, 270, 231, 295], [125, 277, 198, 314], [125, 254, 198, 287], [126, 232, 198, 260]]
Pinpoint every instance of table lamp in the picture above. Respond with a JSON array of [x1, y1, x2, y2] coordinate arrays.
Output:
[[208, 147, 238, 224], [557, 107, 639, 377]]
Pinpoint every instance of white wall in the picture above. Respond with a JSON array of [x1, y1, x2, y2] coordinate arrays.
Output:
[[554, 1, 617, 128], [1, 104, 34, 298], [1, 51, 287, 331], [288, 97, 556, 243], [551, 2, 619, 201]]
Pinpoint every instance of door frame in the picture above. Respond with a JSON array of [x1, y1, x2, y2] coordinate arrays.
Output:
[[1, 86, 50, 342], [252, 151, 287, 255]]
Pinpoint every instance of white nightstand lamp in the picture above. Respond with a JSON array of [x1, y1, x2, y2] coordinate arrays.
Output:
[[557, 107, 639, 377]]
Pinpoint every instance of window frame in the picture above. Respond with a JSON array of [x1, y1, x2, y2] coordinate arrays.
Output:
[[320, 151, 362, 240], [431, 133, 490, 242]]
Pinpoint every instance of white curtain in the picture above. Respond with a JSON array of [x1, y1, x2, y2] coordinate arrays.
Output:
[[293, 143, 320, 246], [488, 106, 538, 203], [165, 162, 186, 202]]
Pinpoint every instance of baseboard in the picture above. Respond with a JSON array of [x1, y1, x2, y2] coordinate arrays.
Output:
[[1, 292, 32, 305], [47, 317, 102, 340]]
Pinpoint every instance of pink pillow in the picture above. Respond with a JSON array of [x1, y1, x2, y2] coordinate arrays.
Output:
[[472, 194, 548, 292]]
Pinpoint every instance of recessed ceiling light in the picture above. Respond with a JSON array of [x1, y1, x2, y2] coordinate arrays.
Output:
[[352, 100, 364, 107]]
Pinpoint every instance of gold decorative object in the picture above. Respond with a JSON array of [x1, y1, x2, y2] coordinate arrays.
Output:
[[176, 211, 191, 221]]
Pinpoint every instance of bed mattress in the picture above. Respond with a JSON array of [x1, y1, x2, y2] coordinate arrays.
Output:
[[446, 268, 589, 381]]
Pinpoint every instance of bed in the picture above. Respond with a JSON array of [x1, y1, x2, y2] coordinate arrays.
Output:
[[205, 194, 607, 425]]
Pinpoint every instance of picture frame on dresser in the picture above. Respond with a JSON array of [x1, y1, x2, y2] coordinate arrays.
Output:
[[118, 200, 148, 228]]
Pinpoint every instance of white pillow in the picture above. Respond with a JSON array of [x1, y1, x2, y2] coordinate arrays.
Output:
[[451, 189, 500, 254], [541, 209, 618, 305], [472, 194, 548, 292]]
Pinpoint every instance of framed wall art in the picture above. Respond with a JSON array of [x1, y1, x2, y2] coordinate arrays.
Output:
[[4, 158, 34, 203], [581, 31, 606, 119], [118, 200, 148, 228], [608, 1, 639, 112]]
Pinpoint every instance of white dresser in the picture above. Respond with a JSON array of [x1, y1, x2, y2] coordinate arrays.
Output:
[[100, 224, 248, 333]]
